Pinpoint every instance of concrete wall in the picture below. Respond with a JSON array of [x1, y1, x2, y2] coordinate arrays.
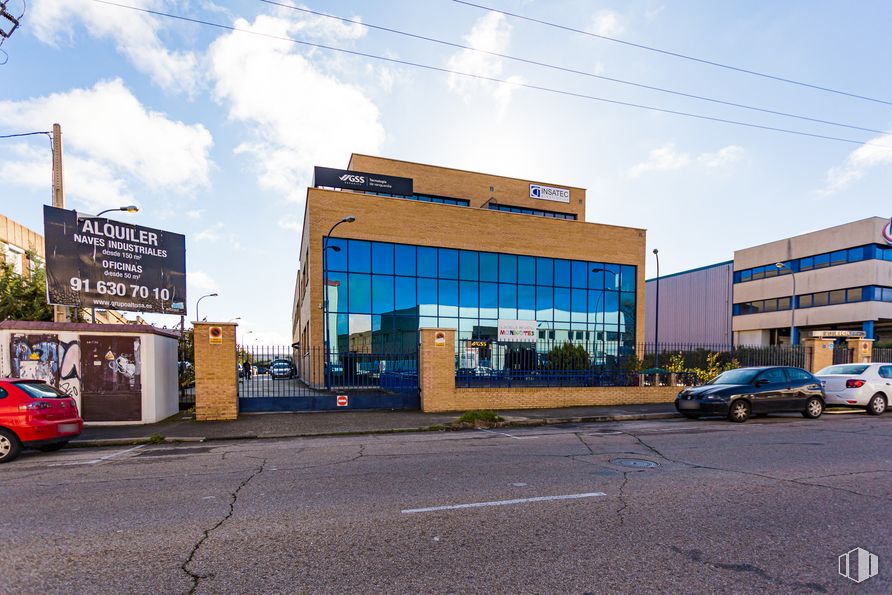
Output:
[[419, 328, 684, 413], [645, 262, 733, 346]]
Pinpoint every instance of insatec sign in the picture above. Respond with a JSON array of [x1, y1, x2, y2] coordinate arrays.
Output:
[[43, 206, 187, 315], [314, 166, 414, 196], [529, 183, 570, 204]]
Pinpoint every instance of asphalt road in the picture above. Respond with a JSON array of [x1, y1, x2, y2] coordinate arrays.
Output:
[[2, 411, 891, 594]]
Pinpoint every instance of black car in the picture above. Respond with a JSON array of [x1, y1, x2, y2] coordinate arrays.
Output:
[[675, 366, 825, 422]]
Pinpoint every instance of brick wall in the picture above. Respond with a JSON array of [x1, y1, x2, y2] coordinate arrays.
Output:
[[419, 329, 682, 413], [804, 338, 835, 373], [194, 322, 238, 421]]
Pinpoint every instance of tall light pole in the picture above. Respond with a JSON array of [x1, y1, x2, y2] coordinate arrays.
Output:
[[776, 262, 797, 345], [195, 293, 218, 322], [653, 249, 661, 369], [323, 216, 356, 389]]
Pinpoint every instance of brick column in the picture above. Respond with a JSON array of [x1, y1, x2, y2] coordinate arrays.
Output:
[[194, 322, 238, 421], [847, 338, 874, 364], [419, 328, 456, 412], [803, 337, 834, 374]]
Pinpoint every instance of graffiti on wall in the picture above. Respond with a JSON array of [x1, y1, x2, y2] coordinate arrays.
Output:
[[10, 333, 82, 401]]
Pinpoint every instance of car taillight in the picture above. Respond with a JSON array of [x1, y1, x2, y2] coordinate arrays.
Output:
[[846, 379, 866, 388], [19, 401, 50, 411]]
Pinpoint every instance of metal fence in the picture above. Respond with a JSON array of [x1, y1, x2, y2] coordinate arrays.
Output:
[[832, 347, 854, 366], [873, 348, 892, 363]]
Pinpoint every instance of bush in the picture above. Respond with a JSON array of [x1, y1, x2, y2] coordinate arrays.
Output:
[[546, 343, 590, 370], [458, 410, 503, 424]]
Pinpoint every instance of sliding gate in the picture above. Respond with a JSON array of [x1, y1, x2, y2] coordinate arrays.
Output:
[[237, 345, 419, 412]]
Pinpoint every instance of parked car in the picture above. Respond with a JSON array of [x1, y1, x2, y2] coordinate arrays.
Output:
[[0, 379, 84, 464], [675, 366, 825, 423], [815, 363, 889, 415], [269, 359, 297, 379]]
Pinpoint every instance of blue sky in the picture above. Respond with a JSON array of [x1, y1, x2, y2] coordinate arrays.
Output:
[[2, 0, 891, 342]]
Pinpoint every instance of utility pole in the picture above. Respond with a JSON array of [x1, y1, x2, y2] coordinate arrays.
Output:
[[51, 123, 71, 323]]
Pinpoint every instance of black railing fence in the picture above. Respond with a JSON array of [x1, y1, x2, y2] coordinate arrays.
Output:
[[832, 347, 854, 366], [873, 348, 892, 363]]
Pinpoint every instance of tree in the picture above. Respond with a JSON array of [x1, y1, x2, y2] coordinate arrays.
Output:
[[546, 342, 590, 370], [0, 261, 53, 322]]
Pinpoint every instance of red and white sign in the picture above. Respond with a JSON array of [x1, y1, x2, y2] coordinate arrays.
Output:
[[336, 395, 348, 407]]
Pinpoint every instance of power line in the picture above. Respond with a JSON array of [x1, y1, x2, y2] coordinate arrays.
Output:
[[0, 130, 51, 139], [452, 0, 892, 107], [260, 0, 887, 136], [89, 0, 892, 151]]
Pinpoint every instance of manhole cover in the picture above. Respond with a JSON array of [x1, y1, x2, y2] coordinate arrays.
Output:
[[610, 458, 658, 469]]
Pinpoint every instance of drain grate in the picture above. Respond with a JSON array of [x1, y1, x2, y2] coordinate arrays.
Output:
[[610, 458, 658, 469]]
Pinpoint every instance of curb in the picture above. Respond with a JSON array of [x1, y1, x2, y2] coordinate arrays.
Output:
[[67, 411, 681, 448]]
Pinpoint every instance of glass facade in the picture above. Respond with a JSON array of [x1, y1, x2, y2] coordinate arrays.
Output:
[[487, 203, 577, 220], [323, 238, 637, 357], [732, 285, 892, 315], [733, 244, 892, 283]]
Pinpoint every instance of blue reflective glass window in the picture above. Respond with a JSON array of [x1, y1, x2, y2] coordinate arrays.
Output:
[[740, 269, 752, 282], [848, 247, 865, 262], [518, 285, 535, 319], [554, 260, 571, 287], [326, 238, 348, 271], [334, 313, 349, 353], [371, 242, 394, 275], [499, 283, 517, 319], [621, 292, 635, 315], [439, 249, 459, 279], [732, 304, 741, 316], [348, 273, 371, 313], [439, 280, 458, 317], [620, 265, 636, 292], [588, 290, 604, 323], [327, 272, 347, 312], [459, 281, 478, 318], [518, 256, 536, 284], [603, 292, 619, 324], [536, 257, 553, 285], [419, 316, 437, 328], [418, 247, 437, 277], [589, 265, 605, 290], [480, 282, 497, 318], [480, 253, 498, 282], [846, 288, 863, 302], [813, 253, 830, 269], [554, 288, 571, 321], [830, 250, 847, 266], [799, 257, 813, 271], [571, 288, 587, 322], [394, 244, 416, 276], [348, 240, 371, 273], [418, 278, 437, 316], [571, 261, 588, 288], [499, 254, 517, 283], [459, 250, 478, 281], [439, 317, 458, 330], [371, 275, 394, 314], [536, 286, 553, 319], [394, 276, 416, 312], [605, 264, 620, 290]]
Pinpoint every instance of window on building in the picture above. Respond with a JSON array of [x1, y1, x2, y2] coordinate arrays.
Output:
[[828, 290, 846, 305]]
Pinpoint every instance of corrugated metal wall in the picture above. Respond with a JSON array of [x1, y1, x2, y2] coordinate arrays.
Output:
[[645, 262, 733, 346]]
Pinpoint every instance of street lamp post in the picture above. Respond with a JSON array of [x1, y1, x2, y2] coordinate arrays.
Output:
[[195, 293, 218, 322], [82, 205, 139, 322], [776, 262, 797, 345], [653, 249, 661, 369], [323, 216, 356, 389]]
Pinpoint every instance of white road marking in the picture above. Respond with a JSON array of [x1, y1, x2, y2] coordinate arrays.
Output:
[[47, 444, 144, 467], [477, 429, 530, 440], [401, 491, 607, 514]]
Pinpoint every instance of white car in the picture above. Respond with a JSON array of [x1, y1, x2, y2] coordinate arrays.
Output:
[[815, 363, 890, 415]]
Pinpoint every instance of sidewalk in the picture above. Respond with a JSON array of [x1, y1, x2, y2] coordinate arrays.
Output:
[[72, 403, 680, 446]]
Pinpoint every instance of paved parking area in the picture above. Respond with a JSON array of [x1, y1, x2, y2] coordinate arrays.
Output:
[[3, 412, 891, 593]]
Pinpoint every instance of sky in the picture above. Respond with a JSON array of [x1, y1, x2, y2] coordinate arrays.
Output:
[[2, 0, 891, 343]]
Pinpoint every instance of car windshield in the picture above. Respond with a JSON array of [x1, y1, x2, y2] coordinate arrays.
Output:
[[817, 364, 870, 375], [707, 369, 760, 385], [16, 382, 68, 399]]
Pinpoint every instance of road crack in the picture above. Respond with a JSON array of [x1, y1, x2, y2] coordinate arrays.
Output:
[[180, 458, 267, 594]]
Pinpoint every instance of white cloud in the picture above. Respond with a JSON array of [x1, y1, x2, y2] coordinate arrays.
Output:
[[586, 10, 625, 37], [30, 0, 200, 95], [188, 270, 218, 293], [0, 79, 213, 210], [278, 218, 303, 232], [820, 131, 892, 194], [627, 143, 743, 177], [446, 11, 523, 116], [194, 222, 224, 242], [208, 12, 384, 205]]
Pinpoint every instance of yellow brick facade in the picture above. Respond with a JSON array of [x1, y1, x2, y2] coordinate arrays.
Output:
[[194, 322, 239, 421], [0, 214, 45, 277]]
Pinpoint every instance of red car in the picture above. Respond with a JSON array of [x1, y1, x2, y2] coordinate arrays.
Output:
[[0, 379, 83, 464]]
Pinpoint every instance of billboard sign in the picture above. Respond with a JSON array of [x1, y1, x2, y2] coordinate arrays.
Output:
[[313, 166, 414, 196], [497, 319, 538, 342], [529, 183, 570, 203], [43, 205, 186, 315]]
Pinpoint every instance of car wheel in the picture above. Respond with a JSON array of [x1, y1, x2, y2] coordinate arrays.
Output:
[[728, 400, 750, 423], [867, 393, 887, 416], [38, 441, 69, 453], [802, 397, 824, 419], [0, 428, 22, 464], [681, 413, 700, 419]]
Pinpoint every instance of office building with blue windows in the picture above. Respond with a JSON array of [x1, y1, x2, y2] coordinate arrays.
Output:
[[645, 217, 892, 346], [293, 155, 646, 381]]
